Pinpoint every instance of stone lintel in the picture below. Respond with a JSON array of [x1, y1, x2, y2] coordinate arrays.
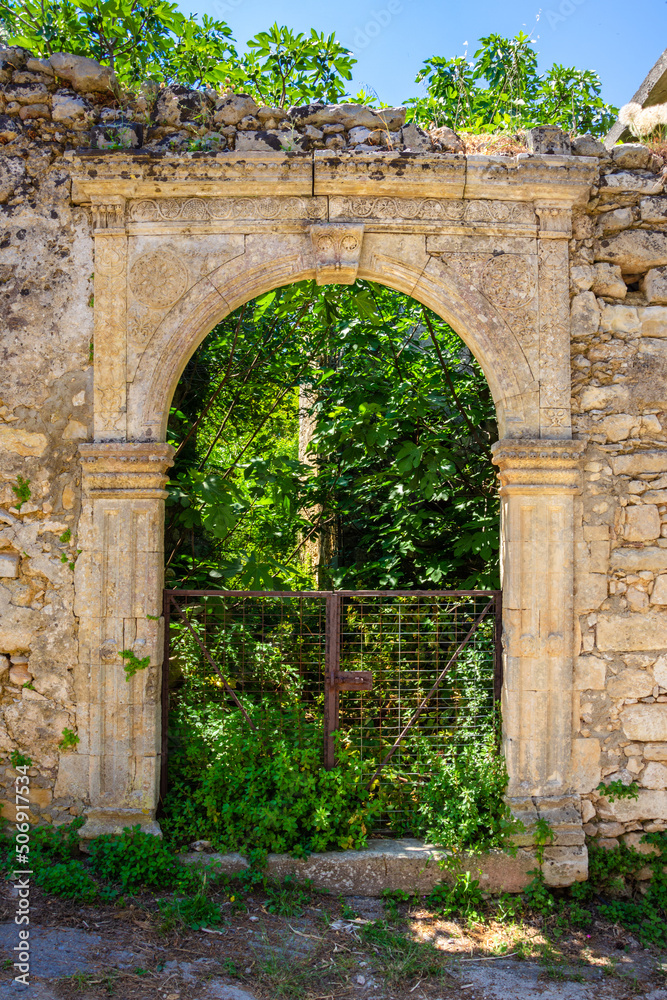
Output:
[[492, 438, 586, 494], [79, 442, 175, 498], [69, 150, 597, 208]]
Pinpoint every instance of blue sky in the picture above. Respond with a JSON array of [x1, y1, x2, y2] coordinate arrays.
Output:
[[180, 0, 665, 110]]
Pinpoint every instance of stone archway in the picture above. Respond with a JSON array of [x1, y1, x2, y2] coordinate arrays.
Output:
[[66, 150, 594, 878]]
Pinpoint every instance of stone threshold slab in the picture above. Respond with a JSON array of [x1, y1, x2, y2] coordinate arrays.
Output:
[[182, 838, 534, 895]]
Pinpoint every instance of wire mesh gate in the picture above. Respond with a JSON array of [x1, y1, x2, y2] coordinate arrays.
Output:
[[161, 589, 502, 804]]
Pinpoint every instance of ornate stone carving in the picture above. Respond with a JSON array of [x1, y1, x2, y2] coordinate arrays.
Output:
[[492, 439, 585, 493], [310, 223, 364, 285], [129, 249, 189, 309], [538, 240, 571, 436], [80, 442, 175, 498], [91, 195, 125, 231], [330, 196, 535, 226], [94, 234, 128, 438], [129, 196, 327, 223], [435, 249, 539, 363], [536, 204, 572, 239]]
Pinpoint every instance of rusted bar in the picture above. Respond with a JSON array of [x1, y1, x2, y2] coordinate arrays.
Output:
[[494, 591, 503, 702], [159, 588, 171, 802], [168, 594, 257, 731], [324, 593, 341, 769], [367, 599, 495, 788], [165, 588, 500, 598]]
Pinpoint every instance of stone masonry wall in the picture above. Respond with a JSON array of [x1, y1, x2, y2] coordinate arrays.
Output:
[[569, 141, 667, 865], [4, 41, 667, 860]]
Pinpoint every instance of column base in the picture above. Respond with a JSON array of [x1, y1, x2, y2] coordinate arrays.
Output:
[[81, 807, 162, 840], [508, 794, 588, 886]]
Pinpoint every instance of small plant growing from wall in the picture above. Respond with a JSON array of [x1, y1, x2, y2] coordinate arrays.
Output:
[[59, 729, 80, 751], [11, 476, 31, 512], [597, 779, 639, 803], [119, 650, 150, 679]]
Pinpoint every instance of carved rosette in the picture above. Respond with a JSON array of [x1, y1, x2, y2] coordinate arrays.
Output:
[[491, 439, 585, 494], [80, 442, 175, 499], [310, 223, 364, 285]]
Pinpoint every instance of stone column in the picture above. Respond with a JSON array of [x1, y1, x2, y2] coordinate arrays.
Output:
[[69, 443, 174, 837], [492, 438, 588, 885]]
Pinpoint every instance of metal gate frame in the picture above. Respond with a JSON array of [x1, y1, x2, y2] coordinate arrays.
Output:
[[160, 589, 502, 800]]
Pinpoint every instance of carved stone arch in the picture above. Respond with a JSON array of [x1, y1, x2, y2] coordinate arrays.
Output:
[[70, 153, 595, 880], [129, 231, 538, 442]]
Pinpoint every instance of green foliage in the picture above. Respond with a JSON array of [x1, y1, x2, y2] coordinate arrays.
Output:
[[264, 874, 312, 916], [59, 727, 80, 751], [166, 281, 498, 592], [119, 649, 150, 679], [161, 703, 385, 854], [358, 921, 447, 986], [35, 860, 97, 902], [88, 825, 190, 891], [597, 779, 640, 803], [409, 32, 617, 136], [238, 24, 354, 107], [11, 475, 31, 512], [427, 872, 485, 921], [0, 3, 354, 98], [408, 737, 518, 853], [157, 887, 223, 930], [0, 0, 237, 89], [59, 529, 72, 544], [9, 750, 32, 768]]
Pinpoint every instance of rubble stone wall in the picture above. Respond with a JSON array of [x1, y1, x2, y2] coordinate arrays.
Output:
[[3, 43, 667, 880]]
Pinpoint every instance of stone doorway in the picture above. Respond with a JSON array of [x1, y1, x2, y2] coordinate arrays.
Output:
[[65, 149, 594, 881]]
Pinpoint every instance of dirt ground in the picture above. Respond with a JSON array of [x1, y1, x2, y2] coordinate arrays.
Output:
[[0, 880, 666, 1000]]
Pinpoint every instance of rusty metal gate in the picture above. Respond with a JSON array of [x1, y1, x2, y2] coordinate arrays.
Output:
[[161, 589, 502, 801]]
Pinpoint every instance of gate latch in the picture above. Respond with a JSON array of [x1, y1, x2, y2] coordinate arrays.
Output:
[[334, 671, 373, 692]]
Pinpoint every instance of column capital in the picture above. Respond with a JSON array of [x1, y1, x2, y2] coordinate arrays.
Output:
[[491, 438, 585, 494], [79, 442, 175, 498]]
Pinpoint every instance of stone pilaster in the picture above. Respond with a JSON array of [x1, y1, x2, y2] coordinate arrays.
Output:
[[91, 195, 128, 441], [492, 438, 588, 885], [69, 443, 174, 837], [536, 205, 572, 439]]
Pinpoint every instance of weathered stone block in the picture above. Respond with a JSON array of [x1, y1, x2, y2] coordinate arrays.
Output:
[[570, 291, 600, 337], [574, 655, 606, 690], [579, 384, 629, 411], [651, 577, 667, 606], [625, 504, 661, 541], [622, 703, 667, 741], [597, 789, 667, 822], [608, 669, 654, 699], [599, 303, 640, 334], [639, 305, 667, 337], [611, 452, 667, 475], [597, 612, 667, 651], [591, 262, 626, 298], [571, 738, 601, 793], [642, 761, 667, 789], [642, 268, 667, 305], [611, 547, 667, 573], [595, 230, 667, 273], [0, 552, 19, 578], [611, 144, 652, 170], [645, 743, 667, 760]]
